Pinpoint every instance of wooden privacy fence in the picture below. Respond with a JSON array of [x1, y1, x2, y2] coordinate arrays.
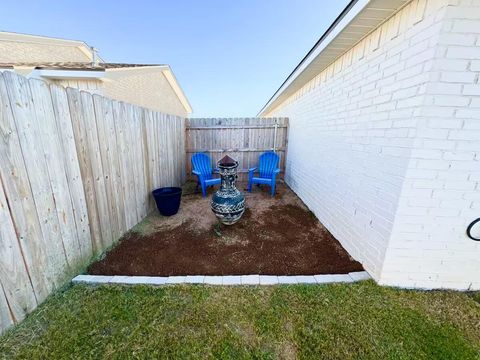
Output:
[[0, 72, 185, 333], [186, 118, 288, 182]]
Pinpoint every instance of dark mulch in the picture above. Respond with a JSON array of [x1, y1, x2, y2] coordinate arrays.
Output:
[[88, 192, 363, 276]]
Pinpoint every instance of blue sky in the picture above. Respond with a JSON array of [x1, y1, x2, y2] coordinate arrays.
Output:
[[1, 0, 349, 117]]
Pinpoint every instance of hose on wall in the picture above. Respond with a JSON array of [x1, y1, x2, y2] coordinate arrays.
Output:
[[466, 218, 480, 241]]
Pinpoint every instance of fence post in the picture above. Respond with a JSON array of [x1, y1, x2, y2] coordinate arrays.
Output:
[[273, 118, 278, 153]]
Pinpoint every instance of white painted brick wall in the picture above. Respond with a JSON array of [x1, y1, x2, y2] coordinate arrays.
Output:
[[380, 0, 480, 290], [0, 40, 90, 63], [102, 70, 188, 117], [266, 0, 480, 289]]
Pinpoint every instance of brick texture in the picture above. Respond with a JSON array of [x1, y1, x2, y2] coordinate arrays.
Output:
[[0, 40, 90, 63], [102, 70, 188, 117], [266, 0, 480, 290]]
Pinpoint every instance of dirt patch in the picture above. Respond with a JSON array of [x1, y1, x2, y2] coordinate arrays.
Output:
[[88, 182, 363, 276]]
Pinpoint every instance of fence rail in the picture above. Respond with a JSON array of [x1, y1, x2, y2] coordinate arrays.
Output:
[[187, 125, 288, 130], [0, 72, 185, 333], [186, 117, 288, 182]]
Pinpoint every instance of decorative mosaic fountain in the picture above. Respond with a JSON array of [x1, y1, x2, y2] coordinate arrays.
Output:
[[211, 155, 245, 225]]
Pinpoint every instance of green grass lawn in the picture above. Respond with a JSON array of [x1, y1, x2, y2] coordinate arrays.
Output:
[[1, 281, 479, 359]]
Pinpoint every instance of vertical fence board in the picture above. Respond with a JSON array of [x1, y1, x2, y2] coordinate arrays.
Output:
[[0, 177, 36, 324], [133, 106, 148, 219], [103, 98, 127, 237], [5, 73, 68, 290], [79, 91, 112, 250], [143, 109, 155, 211], [50, 84, 92, 262], [130, 105, 140, 222], [0, 73, 51, 304], [0, 283, 14, 331], [127, 105, 138, 221], [170, 116, 176, 184], [93, 95, 121, 242], [125, 105, 140, 223], [67, 88, 103, 253], [108, 101, 128, 237], [159, 113, 168, 187], [30, 79, 80, 274], [152, 112, 161, 188], [113, 101, 136, 229]]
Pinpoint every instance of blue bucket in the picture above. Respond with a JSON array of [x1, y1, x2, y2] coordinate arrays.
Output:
[[152, 187, 182, 216]]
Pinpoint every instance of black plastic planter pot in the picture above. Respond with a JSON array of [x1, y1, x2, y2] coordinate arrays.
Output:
[[152, 187, 182, 216]]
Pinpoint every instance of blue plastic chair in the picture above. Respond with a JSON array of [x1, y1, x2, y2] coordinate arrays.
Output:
[[191, 153, 221, 197], [248, 151, 280, 197]]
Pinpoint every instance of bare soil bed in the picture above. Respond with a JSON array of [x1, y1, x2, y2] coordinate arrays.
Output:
[[88, 182, 363, 276]]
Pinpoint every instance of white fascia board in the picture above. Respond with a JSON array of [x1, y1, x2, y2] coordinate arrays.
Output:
[[258, 0, 371, 116], [162, 67, 193, 114], [105, 65, 169, 75], [0, 31, 86, 46], [29, 69, 105, 80]]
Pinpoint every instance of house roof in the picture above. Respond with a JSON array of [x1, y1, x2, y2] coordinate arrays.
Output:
[[0, 62, 163, 70], [0, 31, 192, 114], [0, 61, 192, 113], [258, 0, 409, 116]]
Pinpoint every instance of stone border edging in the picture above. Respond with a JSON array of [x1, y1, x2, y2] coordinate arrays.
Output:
[[72, 271, 371, 286]]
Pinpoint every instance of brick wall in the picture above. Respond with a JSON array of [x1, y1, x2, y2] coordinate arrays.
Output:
[[102, 69, 188, 117], [54, 70, 188, 117], [266, 0, 480, 289], [380, 0, 480, 290], [0, 40, 90, 63]]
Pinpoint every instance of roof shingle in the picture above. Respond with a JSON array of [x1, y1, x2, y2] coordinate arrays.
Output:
[[0, 62, 163, 70]]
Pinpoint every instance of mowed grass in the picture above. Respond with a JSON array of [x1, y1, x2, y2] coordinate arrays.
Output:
[[1, 281, 479, 359]]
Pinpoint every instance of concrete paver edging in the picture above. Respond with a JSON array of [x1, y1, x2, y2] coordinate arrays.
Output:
[[72, 271, 371, 286]]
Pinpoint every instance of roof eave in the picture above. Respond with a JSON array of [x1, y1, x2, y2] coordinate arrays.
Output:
[[104, 64, 168, 72], [31, 69, 106, 80], [162, 66, 193, 114], [258, 0, 409, 116]]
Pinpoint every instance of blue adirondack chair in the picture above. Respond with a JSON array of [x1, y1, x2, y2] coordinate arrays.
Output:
[[191, 153, 221, 197], [248, 151, 280, 197]]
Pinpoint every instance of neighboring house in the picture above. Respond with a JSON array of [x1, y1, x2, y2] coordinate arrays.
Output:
[[0, 31, 192, 117], [259, 0, 480, 290]]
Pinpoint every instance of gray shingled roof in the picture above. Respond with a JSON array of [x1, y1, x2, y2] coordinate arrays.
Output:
[[0, 62, 163, 70]]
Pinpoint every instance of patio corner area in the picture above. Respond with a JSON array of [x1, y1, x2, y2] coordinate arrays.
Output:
[[1, 181, 479, 359], [85, 182, 364, 280]]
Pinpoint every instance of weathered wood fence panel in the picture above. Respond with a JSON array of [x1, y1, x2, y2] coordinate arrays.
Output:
[[0, 72, 185, 333], [0, 73, 48, 327], [186, 118, 288, 182]]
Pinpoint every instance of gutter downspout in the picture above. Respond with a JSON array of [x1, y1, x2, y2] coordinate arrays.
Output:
[[90, 46, 99, 67]]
